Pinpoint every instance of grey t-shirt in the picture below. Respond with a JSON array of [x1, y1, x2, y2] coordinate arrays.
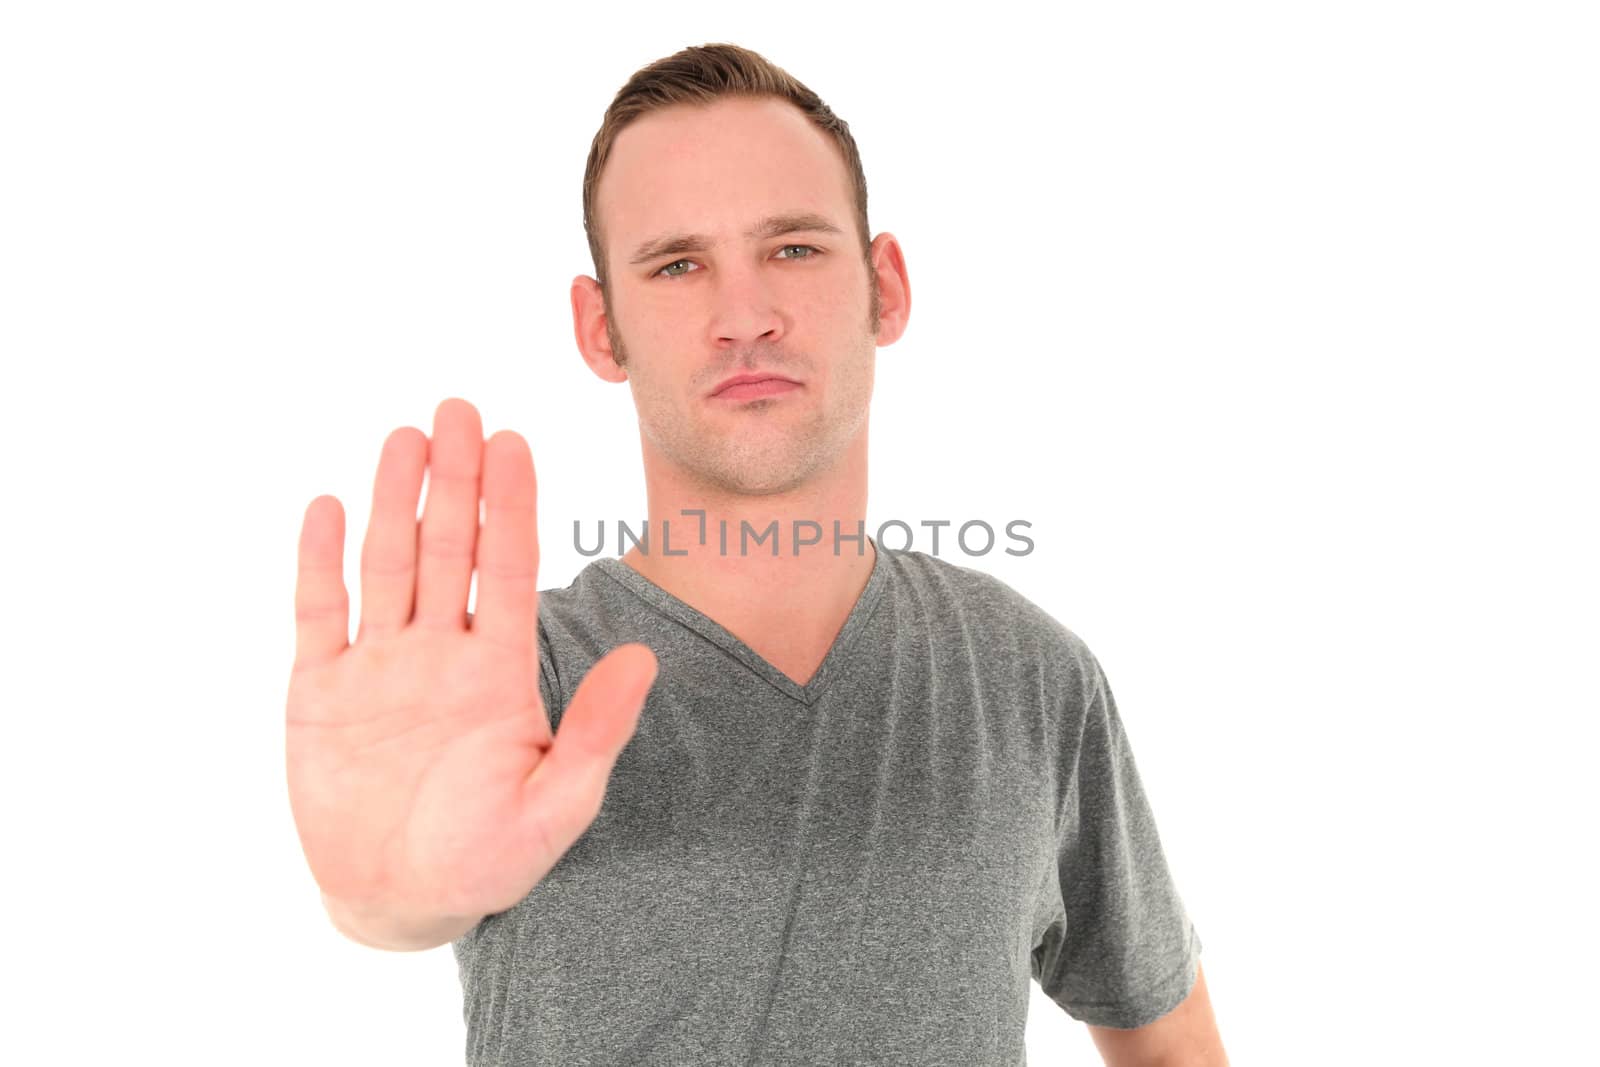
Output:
[[452, 543, 1201, 1066]]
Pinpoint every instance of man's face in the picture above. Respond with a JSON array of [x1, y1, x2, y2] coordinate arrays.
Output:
[[593, 96, 882, 498]]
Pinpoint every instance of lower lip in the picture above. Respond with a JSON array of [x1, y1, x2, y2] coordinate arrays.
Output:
[[713, 379, 800, 401]]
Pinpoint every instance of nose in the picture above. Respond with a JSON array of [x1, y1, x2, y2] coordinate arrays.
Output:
[[708, 258, 785, 349]]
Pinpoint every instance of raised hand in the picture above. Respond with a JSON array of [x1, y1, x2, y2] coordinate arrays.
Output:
[[286, 398, 657, 940]]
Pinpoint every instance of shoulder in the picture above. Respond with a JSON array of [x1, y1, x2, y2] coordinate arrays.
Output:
[[883, 548, 1085, 646], [533, 560, 644, 658], [882, 549, 1100, 695]]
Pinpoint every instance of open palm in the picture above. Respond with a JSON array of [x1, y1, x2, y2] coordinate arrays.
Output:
[[285, 398, 657, 928]]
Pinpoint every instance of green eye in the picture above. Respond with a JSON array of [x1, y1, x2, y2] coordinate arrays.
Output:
[[655, 245, 821, 279]]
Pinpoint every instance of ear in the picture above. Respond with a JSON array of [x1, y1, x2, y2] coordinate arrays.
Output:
[[869, 232, 912, 348], [571, 275, 629, 383]]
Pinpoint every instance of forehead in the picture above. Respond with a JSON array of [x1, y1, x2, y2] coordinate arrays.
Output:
[[597, 96, 854, 256]]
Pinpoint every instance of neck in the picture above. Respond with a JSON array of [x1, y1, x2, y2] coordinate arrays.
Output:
[[618, 430, 876, 686]]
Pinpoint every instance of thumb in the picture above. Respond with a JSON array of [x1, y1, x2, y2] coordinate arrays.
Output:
[[518, 643, 659, 846]]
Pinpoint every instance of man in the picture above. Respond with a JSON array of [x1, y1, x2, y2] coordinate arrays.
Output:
[[287, 42, 1227, 1066]]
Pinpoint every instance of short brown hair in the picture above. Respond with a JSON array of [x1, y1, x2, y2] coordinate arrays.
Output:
[[581, 42, 874, 293]]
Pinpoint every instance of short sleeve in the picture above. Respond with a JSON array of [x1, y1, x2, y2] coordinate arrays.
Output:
[[1030, 645, 1202, 1029]]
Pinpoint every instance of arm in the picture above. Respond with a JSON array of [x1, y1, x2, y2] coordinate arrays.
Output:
[[1087, 962, 1228, 1067]]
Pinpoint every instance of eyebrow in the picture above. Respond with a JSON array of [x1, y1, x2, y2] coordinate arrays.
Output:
[[627, 211, 845, 267]]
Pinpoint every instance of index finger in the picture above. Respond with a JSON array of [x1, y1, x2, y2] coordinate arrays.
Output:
[[470, 429, 540, 656]]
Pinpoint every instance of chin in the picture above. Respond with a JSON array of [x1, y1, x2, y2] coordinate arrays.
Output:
[[705, 466, 800, 497], [702, 454, 817, 497]]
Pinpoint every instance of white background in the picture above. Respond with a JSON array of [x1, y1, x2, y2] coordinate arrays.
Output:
[[3, 2, 1595, 1064]]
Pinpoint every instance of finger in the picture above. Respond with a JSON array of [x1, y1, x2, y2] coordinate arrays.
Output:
[[356, 426, 427, 640], [294, 495, 351, 667], [413, 398, 484, 628], [472, 429, 539, 655], [517, 643, 659, 847]]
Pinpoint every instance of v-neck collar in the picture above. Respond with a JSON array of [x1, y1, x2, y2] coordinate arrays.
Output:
[[591, 538, 890, 707]]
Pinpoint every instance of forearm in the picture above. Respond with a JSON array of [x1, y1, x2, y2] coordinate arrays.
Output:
[[322, 891, 484, 952]]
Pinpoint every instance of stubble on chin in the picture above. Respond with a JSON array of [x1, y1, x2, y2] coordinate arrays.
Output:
[[664, 401, 836, 497]]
